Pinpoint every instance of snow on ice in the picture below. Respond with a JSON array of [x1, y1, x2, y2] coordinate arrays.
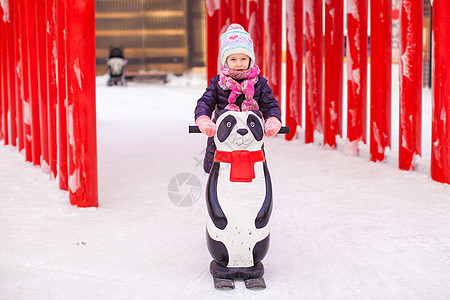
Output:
[[1, 69, 450, 299]]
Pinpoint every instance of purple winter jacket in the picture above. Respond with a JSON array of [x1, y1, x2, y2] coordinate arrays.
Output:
[[194, 74, 281, 173]]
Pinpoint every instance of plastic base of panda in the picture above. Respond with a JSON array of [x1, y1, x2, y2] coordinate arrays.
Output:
[[210, 260, 266, 289]]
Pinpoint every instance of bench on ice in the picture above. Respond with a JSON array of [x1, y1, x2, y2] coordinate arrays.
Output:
[[124, 71, 168, 84]]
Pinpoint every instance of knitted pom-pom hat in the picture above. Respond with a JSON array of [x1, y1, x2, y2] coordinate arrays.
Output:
[[220, 24, 255, 65]]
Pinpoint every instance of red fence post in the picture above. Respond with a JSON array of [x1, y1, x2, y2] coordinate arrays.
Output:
[[57, 0, 68, 190], [36, 0, 49, 172], [65, 0, 98, 207], [285, 0, 302, 141], [246, 0, 265, 75], [6, 0, 17, 147], [13, 0, 24, 151], [217, 0, 231, 76], [20, 0, 32, 162], [304, 0, 323, 143], [0, 6, 2, 142], [206, 0, 220, 83], [231, 0, 247, 28], [0, 5, 8, 145], [399, 0, 422, 171], [265, 0, 282, 107], [0, 9, 2, 142], [0, 38, 2, 141], [324, 0, 344, 148], [370, 0, 392, 162], [346, 0, 368, 155], [36, 0, 50, 173], [431, 0, 450, 184], [220, 0, 232, 35], [26, 0, 41, 166], [46, 0, 58, 179]]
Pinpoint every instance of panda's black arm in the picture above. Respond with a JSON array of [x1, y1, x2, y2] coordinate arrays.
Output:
[[255, 161, 273, 229], [206, 163, 228, 230]]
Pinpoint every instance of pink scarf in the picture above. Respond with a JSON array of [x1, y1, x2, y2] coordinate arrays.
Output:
[[218, 65, 260, 111]]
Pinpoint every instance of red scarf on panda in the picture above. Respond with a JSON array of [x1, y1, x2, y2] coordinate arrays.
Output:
[[214, 149, 265, 182]]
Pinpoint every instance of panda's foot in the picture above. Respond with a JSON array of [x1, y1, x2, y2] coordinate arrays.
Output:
[[244, 277, 266, 289], [213, 277, 235, 289]]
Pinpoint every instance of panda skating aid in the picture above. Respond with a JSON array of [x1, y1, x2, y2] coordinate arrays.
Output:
[[207, 110, 270, 289], [190, 110, 288, 289]]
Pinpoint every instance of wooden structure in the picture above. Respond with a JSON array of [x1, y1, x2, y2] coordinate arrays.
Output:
[[95, 0, 205, 75]]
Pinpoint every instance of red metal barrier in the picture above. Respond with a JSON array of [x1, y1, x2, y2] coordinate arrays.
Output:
[[246, 0, 265, 75], [0, 54, 2, 141], [65, 0, 98, 207], [46, 0, 58, 179], [265, 0, 282, 107], [431, 0, 450, 184], [57, 0, 68, 190], [1, 0, 98, 206], [0, 11, 2, 142], [19, 0, 32, 162], [206, 0, 220, 83], [346, 0, 368, 154], [231, 0, 247, 28], [220, 0, 231, 35], [399, 0, 422, 171], [26, 0, 42, 166], [37, 0, 49, 171], [370, 0, 392, 162], [0, 6, 8, 145], [285, 0, 302, 141], [304, 0, 323, 143], [6, 1, 17, 147], [324, 0, 344, 148], [13, 0, 24, 151]]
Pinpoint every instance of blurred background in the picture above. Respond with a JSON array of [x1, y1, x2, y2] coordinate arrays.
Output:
[[95, 0, 205, 75], [94, 0, 433, 87]]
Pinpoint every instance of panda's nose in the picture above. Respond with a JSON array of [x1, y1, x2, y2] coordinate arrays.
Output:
[[237, 128, 248, 136]]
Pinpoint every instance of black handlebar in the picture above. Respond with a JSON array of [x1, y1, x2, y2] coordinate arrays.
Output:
[[278, 127, 290, 134], [189, 126, 202, 133], [189, 126, 289, 134]]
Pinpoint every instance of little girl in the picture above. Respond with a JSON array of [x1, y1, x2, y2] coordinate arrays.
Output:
[[195, 24, 281, 173]]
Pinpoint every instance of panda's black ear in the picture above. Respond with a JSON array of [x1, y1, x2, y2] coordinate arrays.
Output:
[[217, 109, 229, 117], [251, 110, 263, 119]]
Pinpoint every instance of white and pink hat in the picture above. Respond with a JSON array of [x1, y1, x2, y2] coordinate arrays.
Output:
[[220, 24, 255, 65]]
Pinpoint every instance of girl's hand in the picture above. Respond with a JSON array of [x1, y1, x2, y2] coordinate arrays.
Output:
[[196, 116, 216, 137], [264, 117, 281, 137]]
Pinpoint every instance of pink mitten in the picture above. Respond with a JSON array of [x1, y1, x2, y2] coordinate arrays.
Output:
[[196, 115, 216, 137], [264, 117, 281, 137]]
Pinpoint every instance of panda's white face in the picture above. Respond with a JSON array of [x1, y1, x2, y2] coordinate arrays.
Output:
[[214, 111, 265, 152]]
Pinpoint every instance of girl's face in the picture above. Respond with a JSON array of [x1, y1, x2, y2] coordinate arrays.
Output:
[[226, 53, 250, 71]]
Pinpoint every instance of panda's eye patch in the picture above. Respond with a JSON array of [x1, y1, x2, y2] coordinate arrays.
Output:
[[217, 115, 237, 142], [247, 114, 263, 141]]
